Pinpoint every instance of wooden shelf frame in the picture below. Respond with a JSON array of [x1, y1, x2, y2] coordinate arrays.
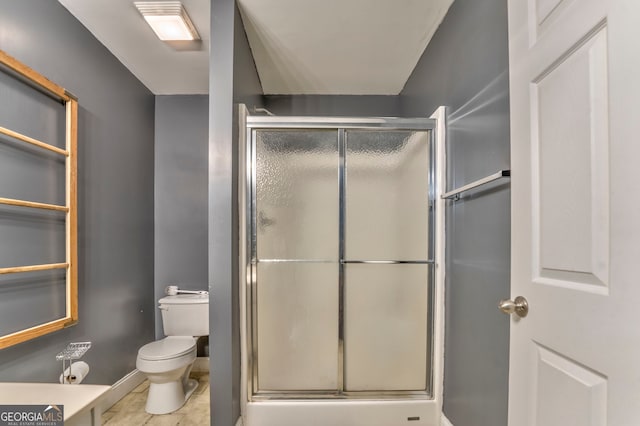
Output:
[[0, 49, 78, 350], [0, 126, 69, 156]]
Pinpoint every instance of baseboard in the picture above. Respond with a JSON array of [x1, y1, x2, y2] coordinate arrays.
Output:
[[441, 414, 454, 426], [100, 369, 146, 411], [99, 357, 209, 413], [235, 416, 244, 426], [192, 357, 210, 373]]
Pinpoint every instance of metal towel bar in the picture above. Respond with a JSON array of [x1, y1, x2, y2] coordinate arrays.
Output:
[[441, 169, 510, 200]]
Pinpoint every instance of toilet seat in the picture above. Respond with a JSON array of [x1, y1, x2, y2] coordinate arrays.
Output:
[[136, 337, 197, 375], [138, 336, 196, 361]]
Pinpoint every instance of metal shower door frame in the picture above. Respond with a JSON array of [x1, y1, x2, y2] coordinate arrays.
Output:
[[244, 116, 437, 401]]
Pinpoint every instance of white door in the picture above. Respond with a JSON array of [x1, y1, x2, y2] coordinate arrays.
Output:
[[507, 0, 640, 425]]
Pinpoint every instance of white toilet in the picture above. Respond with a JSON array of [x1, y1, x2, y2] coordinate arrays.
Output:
[[136, 293, 209, 414]]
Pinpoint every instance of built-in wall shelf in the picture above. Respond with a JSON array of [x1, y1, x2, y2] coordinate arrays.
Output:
[[442, 169, 510, 201]]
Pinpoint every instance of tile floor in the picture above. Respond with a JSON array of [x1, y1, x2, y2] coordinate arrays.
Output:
[[102, 372, 210, 425]]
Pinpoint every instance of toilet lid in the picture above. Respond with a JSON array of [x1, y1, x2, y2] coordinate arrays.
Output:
[[138, 337, 196, 361], [159, 294, 208, 305]]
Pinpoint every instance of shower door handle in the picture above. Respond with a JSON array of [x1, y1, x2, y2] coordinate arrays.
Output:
[[498, 296, 529, 318]]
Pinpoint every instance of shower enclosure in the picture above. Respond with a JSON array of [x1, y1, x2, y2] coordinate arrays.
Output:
[[240, 113, 442, 425]]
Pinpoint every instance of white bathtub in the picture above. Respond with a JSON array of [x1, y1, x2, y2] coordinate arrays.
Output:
[[0, 382, 111, 426], [245, 400, 440, 426]]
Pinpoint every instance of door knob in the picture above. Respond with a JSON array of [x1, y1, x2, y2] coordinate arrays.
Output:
[[498, 296, 529, 318]]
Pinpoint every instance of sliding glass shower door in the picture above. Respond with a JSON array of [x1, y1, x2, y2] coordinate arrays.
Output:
[[343, 130, 431, 392], [246, 118, 435, 399], [254, 129, 340, 392]]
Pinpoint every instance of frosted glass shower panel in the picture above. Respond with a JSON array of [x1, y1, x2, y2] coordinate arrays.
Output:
[[344, 264, 428, 391], [256, 130, 339, 260], [345, 131, 430, 260], [257, 262, 339, 391]]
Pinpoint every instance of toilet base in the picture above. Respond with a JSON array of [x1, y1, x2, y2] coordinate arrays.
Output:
[[183, 378, 199, 403], [145, 378, 199, 415]]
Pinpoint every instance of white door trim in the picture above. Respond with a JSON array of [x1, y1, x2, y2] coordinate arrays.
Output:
[[431, 106, 447, 409]]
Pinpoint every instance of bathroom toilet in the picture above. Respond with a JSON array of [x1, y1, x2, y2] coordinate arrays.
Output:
[[136, 293, 209, 414]]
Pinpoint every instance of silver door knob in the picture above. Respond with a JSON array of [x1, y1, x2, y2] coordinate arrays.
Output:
[[498, 296, 529, 318]]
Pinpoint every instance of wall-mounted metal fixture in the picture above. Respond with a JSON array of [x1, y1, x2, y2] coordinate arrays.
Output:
[[441, 169, 511, 201], [57, 342, 92, 384], [134, 1, 200, 41]]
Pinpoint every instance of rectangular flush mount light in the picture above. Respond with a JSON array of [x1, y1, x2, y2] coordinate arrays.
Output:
[[134, 1, 200, 41]]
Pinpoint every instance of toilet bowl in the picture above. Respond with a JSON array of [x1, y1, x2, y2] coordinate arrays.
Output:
[[136, 293, 209, 415], [137, 336, 198, 414]]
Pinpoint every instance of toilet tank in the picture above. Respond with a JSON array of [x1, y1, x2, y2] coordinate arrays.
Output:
[[159, 294, 209, 337]]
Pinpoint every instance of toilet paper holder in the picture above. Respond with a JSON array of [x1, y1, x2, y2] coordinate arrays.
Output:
[[56, 341, 91, 384]]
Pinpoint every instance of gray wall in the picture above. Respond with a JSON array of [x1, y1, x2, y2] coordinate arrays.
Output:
[[264, 95, 401, 116], [401, 0, 511, 425], [0, 1, 155, 385], [233, 3, 265, 110], [0, 69, 67, 340], [212, 1, 510, 424], [154, 95, 209, 338], [209, 1, 264, 425]]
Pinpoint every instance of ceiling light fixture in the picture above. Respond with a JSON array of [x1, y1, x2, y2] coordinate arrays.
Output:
[[134, 1, 200, 41]]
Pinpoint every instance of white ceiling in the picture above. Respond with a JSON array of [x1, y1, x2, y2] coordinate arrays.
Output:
[[58, 0, 210, 95], [238, 0, 453, 95], [58, 0, 453, 96]]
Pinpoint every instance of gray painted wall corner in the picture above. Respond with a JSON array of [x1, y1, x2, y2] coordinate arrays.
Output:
[[0, 0, 155, 385], [401, 0, 511, 425], [233, 3, 264, 110], [154, 95, 209, 339], [263, 95, 401, 117], [210, 0, 265, 424]]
